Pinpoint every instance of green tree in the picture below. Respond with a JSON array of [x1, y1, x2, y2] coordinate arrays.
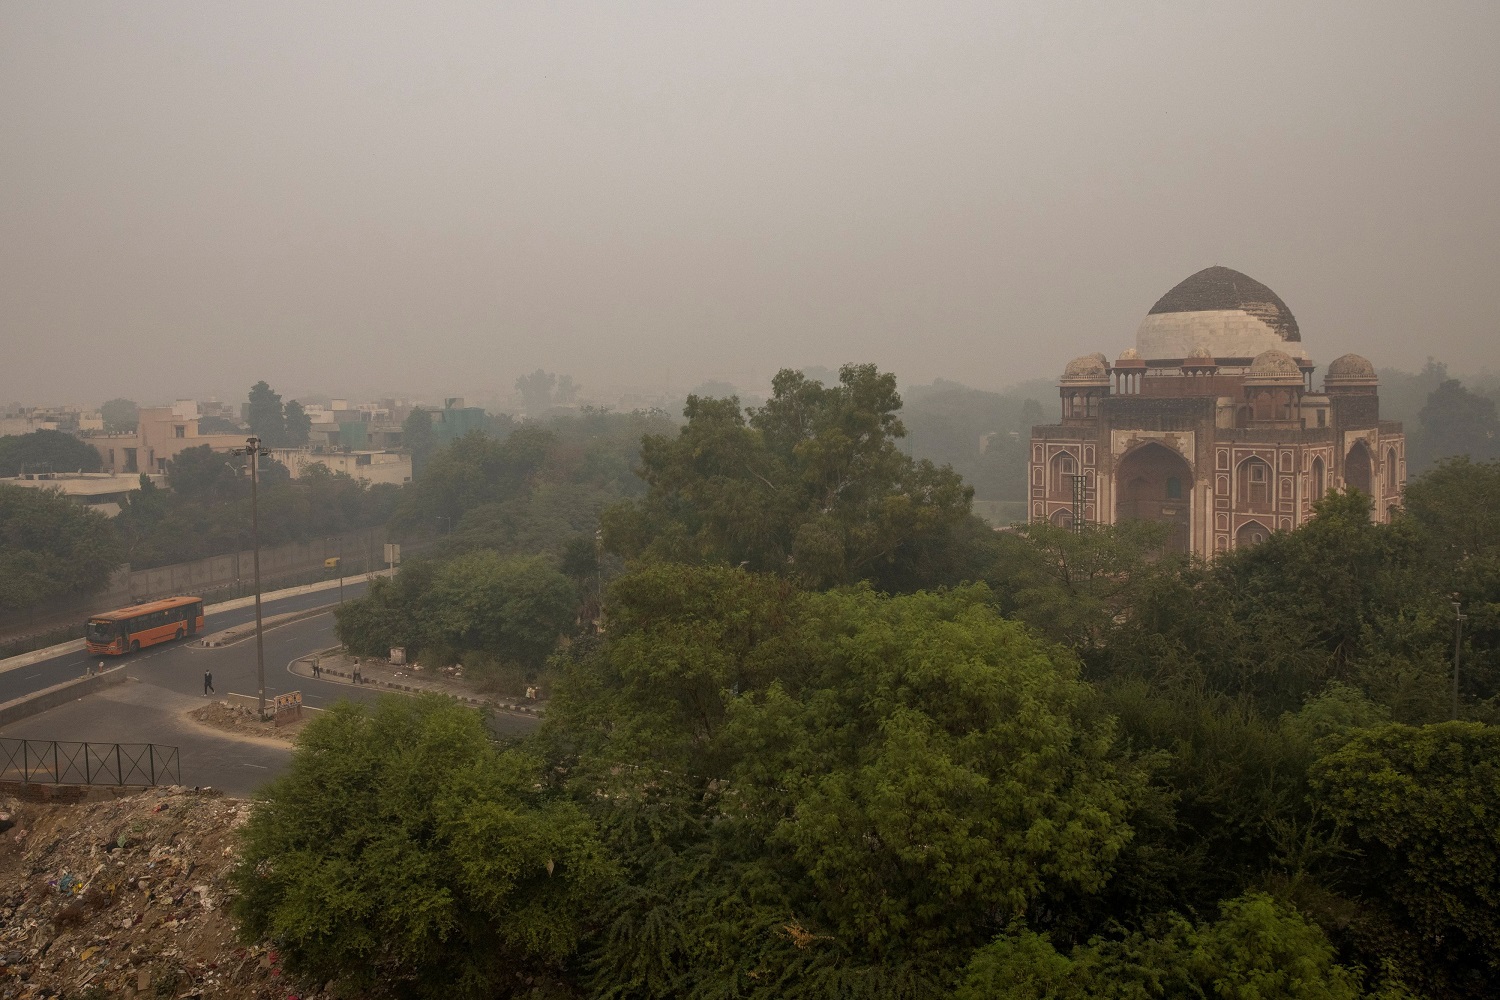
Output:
[[0, 429, 104, 476], [246, 380, 287, 446], [1415, 379, 1500, 470], [1311, 721, 1500, 987], [232, 695, 612, 999], [957, 893, 1381, 1000], [99, 397, 138, 433], [335, 553, 576, 672], [429, 552, 577, 669], [516, 369, 558, 414], [395, 426, 555, 534], [549, 566, 1144, 991], [283, 399, 312, 446], [0, 483, 124, 613], [602, 363, 978, 592], [166, 445, 245, 503], [986, 519, 1175, 651]]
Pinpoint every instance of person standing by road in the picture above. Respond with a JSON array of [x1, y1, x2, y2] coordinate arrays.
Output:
[[203, 670, 215, 696]]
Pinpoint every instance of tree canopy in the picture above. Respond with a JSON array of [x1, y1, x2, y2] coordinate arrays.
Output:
[[601, 363, 981, 592], [264, 375, 1500, 1000], [0, 483, 123, 613], [99, 397, 138, 433], [0, 429, 103, 476], [246, 380, 285, 445], [232, 695, 612, 999]]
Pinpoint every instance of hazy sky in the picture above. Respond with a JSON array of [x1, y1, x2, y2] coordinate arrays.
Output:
[[3, 2, 1497, 407]]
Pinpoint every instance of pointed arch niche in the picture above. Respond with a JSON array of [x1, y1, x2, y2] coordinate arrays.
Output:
[[1115, 442, 1192, 554]]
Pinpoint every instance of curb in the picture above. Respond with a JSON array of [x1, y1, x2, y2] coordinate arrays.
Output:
[[197, 606, 336, 648], [287, 656, 542, 717], [0, 666, 130, 728]]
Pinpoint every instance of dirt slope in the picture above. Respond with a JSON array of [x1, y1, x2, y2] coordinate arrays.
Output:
[[0, 787, 322, 999]]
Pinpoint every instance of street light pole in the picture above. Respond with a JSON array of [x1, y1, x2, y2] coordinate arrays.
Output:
[[1452, 600, 1467, 722], [235, 435, 270, 720]]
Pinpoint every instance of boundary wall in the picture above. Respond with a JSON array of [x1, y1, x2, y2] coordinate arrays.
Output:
[[0, 527, 391, 644]]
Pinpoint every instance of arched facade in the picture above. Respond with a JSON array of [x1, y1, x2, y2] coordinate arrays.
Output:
[[1115, 442, 1193, 554], [1235, 520, 1271, 548], [1236, 456, 1273, 511], [1028, 266, 1405, 557], [1345, 441, 1372, 494], [1050, 451, 1077, 495]]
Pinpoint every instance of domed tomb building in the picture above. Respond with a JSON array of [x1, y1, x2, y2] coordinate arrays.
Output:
[[1028, 266, 1405, 554]]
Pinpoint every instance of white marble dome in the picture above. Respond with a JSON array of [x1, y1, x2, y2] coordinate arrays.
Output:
[[1135, 266, 1308, 362]]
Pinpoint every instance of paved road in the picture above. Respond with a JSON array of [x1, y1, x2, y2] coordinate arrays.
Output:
[[0, 581, 373, 704], [0, 593, 540, 795]]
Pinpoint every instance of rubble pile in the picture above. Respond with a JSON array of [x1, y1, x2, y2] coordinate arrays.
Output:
[[0, 788, 324, 999], [189, 702, 306, 743]]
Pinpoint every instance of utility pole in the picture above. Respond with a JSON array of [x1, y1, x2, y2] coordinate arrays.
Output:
[[235, 436, 270, 719], [1452, 600, 1467, 722]]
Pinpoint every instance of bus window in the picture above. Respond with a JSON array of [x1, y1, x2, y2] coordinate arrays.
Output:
[[86, 619, 120, 644]]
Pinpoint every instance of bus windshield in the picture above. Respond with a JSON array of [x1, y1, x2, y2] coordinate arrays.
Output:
[[86, 619, 121, 642]]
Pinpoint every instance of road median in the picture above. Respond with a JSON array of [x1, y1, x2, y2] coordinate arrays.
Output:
[[0, 666, 129, 728]]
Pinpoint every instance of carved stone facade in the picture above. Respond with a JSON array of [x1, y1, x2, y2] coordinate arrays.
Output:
[[1029, 267, 1405, 555]]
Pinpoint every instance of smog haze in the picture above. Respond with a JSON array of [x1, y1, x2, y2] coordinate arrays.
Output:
[[3, 2, 1497, 405]]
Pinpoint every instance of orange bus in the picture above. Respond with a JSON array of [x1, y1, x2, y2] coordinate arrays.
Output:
[[86, 596, 205, 655]]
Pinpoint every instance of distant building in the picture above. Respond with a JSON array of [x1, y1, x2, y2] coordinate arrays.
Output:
[[267, 448, 413, 486], [1029, 266, 1405, 555], [0, 405, 101, 436], [421, 398, 488, 446], [90, 406, 247, 475], [1, 471, 164, 518]]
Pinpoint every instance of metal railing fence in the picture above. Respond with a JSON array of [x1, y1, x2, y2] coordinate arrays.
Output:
[[0, 738, 180, 786]]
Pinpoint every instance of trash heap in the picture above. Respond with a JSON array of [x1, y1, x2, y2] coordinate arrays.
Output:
[[0, 788, 324, 999]]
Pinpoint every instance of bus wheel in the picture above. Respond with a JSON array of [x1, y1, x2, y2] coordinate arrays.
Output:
[[130, 641, 140, 653]]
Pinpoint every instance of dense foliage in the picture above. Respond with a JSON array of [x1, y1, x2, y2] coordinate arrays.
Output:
[[335, 552, 576, 689], [99, 397, 139, 433], [271, 364, 1500, 999], [601, 364, 986, 592], [112, 446, 398, 568], [0, 429, 104, 476], [233, 696, 612, 999], [0, 483, 123, 613]]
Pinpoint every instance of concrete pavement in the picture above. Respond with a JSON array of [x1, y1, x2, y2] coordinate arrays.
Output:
[[0, 578, 374, 705], [0, 607, 541, 795]]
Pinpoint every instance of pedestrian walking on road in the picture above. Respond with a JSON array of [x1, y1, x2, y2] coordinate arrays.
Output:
[[312, 656, 321, 679], [203, 670, 215, 696]]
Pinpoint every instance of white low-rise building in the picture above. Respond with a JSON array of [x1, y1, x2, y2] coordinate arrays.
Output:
[[268, 448, 412, 486], [0, 471, 165, 517]]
